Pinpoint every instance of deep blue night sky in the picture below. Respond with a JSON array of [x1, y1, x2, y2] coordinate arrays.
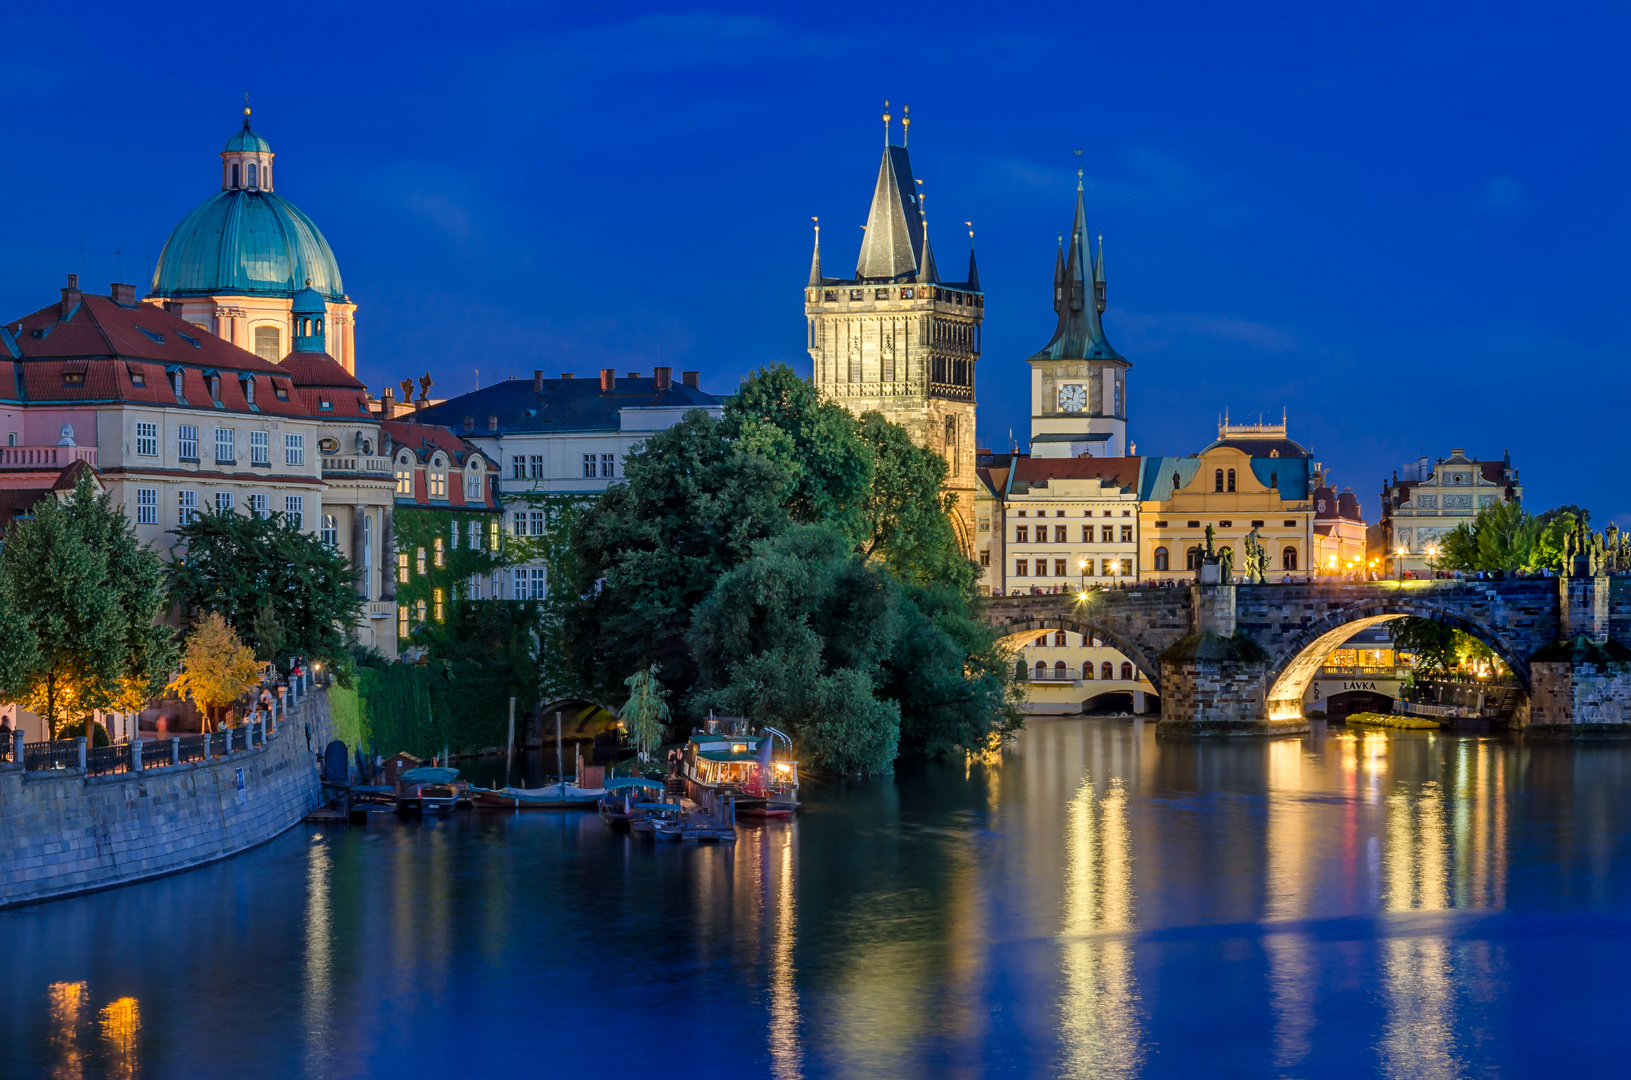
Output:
[[2, 2, 1626, 521]]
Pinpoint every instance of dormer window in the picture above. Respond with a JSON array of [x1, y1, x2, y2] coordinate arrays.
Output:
[[63, 372, 85, 387], [127, 366, 145, 387], [242, 376, 255, 405], [273, 381, 289, 402], [320, 399, 333, 411]]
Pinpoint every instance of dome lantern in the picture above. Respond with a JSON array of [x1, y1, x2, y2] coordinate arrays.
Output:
[[291, 282, 327, 354], [221, 104, 275, 192]]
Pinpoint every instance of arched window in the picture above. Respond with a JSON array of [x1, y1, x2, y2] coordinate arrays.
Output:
[[1101, 661, 1115, 680], [1283, 546, 1298, 571], [1214, 469, 1224, 492], [1053, 631, 1067, 647], [253, 326, 280, 361], [1015, 658, 1027, 680], [944, 416, 959, 476], [1082, 663, 1094, 680], [1227, 468, 1236, 492], [320, 514, 338, 548], [1186, 546, 1203, 571], [1054, 660, 1067, 679], [1033, 660, 1046, 680], [231, 163, 240, 188], [248, 162, 258, 187], [1154, 546, 1169, 571], [1035, 634, 1048, 647], [1120, 662, 1134, 681]]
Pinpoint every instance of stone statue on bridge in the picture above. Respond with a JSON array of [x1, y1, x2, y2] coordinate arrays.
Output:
[[1219, 546, 1234, 584], [1243, 528, 1268, 584], [1564, 519, 1608, 577], [1205, 524, 1216, 558]]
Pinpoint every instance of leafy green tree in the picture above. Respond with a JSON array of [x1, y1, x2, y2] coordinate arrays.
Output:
[[169, 507, 363, 669], [0, 474, 174, 739], [1389, 617, 1461, 676], [621, 665, 671, 760], [1531, 509, 1583, 573], [855, 413, 975, 589], [1430, 499, 1540, 573], [563, 409, 793, 705]]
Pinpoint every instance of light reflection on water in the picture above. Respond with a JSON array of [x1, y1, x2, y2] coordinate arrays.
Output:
[[6, 722, 1631, 1078]]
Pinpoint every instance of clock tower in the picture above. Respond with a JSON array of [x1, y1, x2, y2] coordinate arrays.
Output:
[[1026, 172, 1128, 459]]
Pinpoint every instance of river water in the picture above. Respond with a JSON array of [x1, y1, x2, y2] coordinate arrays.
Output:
[[4, 718, 1630, 1079]]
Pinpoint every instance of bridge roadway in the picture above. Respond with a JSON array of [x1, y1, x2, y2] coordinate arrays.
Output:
[[986, 576, 1631, 735]]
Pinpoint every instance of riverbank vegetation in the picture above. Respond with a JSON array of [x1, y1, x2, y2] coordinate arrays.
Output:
[[556, 364, 1022, 774]]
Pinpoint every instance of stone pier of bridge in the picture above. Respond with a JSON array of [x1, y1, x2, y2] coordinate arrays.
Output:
[[987, 574, 1631, 736]]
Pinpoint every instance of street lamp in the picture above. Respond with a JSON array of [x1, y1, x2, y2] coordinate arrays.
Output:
[[1078, 557, 1088, 595], [1396, 545, 1406, 582]]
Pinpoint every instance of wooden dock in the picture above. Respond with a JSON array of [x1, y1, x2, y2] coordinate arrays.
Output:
[[676, 788, 737, 843]]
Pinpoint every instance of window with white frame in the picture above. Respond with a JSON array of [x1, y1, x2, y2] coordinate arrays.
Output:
[[530, 510, 545, 537], [250, 430, 269, 465], [284, 495, 304, 528], [248, 493, 268, 516], [178, 490, 198, 523], [135, 487, 157, 524], [582, 454, 594, 478], [490, 571, 502, 599], [468, 574, 483, 601], [214, 427, 234, 463], [178, 425, 199, 461], [285, 433, 305, 466], [429, 470, 447, 499], [320, 514, 338, 547], [467, 521, 479, 550], [601, 453, 615, 478], [449, 519, 459, 550], [529, 455, 543, 479], [465, 469, 481, 501], [215, 491, 234, 513], [395, 457, 413, 495], [135, 422, 158, 457], [433, 537, 444, 568], [512, 511, 528, 537], [488, 520, 499, 551], [398, 605, 409, 639], [530, 567, 546, 598], [511, 455, 525, 479]]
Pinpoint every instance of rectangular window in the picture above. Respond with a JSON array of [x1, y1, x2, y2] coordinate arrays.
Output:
[[465, 471, 481, 501], [397, 552, 409, 583], [1054, 525, 1067, 543], [398, 605, 409, 639], [1101, 526, 1114, 543], [1081, 525, 1092, 543], [433, 588, 444, 621], [178, 425, 199, 461], [511, 455, 526, 479], [434, 538, 444, 568], [531, 567, 546, 598], [1120, 525, 1134, 543], [488, 520, 499, 551], [215, 427, 234, 463], [449, 520, 459, 550], [415, 599, 427, 623], [601, 453, 615, 478], [1016, 526, 1028, 543], [1121, 558, 1134, 577], [979, 549, 990, 567], [178, 490, 198, 523], [250, 430, 269, 465], [416, 547, 426, 575], [530, 510, 546, 537], [248, 493, 267, 516], [530, 455, 544, 479], [429, 471, 447, 499], [135, 421, 158, 457], [285, 433, 304, 466], [215, 491, 234, 513], [396, 463, 413, 496], [284, 495, 303, 528], [582, 454, 595, 478], [513, 512, 527, 537], [1036, 559, 1049, 577], [1015, 559, 1028, 577], [468, 575, 483, 601], [467, 521, 479, 549], [513, 568, 527, 598], [135, 487, 157, 525]]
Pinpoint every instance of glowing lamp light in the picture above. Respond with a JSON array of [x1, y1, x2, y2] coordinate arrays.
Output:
[[774, 762, 792, 775]]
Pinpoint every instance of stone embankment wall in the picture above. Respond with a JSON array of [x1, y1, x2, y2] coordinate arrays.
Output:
[[0, 689, 332, 910]]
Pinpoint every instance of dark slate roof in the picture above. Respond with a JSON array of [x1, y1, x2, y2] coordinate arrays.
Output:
[[413, 376, 722, 436], [856, 145, 923, 281], [1027, 185, 1122, 363], [1203, 437, 1310, 459]]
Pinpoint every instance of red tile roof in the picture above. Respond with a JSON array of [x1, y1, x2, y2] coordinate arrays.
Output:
[[380, 420, 499, 510], [1008, 456, 1141, 490]]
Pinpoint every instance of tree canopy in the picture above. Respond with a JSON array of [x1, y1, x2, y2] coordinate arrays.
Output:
[[168, 611, 262, 730], [168, 508, 364, 668], [0, 474, 175, 738]]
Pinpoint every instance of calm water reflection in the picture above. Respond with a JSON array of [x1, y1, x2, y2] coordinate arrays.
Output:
[[5, 719, 1631, 1078]]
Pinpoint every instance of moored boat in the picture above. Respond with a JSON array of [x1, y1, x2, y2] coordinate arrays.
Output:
[[396, 767, 462, 816], [679, 719, 799, 819], [469, 781, 605, 810], [598, 778, 671, 829], [631, 801, 685, 839]]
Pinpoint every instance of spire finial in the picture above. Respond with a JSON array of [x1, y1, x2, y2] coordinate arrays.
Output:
[[882, 99, 891, 145], [243, 91, 251, 125], [1073, 148, 1084, 190], [965, 220, 974, 241], [901, 104, 910, 147]]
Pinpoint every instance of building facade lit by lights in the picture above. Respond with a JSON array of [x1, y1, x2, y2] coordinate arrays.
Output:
[[1379, 448, 1520, 577]]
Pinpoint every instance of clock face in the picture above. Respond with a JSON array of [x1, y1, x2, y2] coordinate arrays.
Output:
[[1058, 384, 1088, 413]]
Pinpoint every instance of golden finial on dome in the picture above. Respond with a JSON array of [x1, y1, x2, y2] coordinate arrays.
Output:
[[243, 91, 251, 119], [882, 99, 891, 144]]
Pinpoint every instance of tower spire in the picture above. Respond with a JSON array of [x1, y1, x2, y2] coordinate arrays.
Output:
[[808, 217, 823, 287], [918, 182, 938, 284], [965, 221, 980, 291], [901, 104, 910, 147], [882, 99, 891, 145], [855, 110, 923, 280], [1094, 231, 1106, 312]]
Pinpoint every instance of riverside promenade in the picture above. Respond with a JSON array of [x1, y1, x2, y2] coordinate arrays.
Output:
[[0, 681, 333, 909]]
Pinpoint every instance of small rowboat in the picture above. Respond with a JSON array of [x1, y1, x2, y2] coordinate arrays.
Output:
[[396, 767, 462, 816], [469, 782, 605, 810]]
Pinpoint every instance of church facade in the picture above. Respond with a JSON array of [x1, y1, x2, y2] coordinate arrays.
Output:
[[804, 109, 983, 550]]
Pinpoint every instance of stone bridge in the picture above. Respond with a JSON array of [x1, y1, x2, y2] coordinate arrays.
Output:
[[987, 576, 1631, 735]]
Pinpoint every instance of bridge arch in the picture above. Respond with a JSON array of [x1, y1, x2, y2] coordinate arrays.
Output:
[[1262, 598, 1532, 718], [991, 616, 1163, 688]]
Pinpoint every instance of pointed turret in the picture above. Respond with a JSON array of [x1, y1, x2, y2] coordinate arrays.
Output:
[[918, 192, 939, 284], [855, 145, 924, 280], [1028, 178, 1122, 362], [967, 246, 981, 292], [1094, 232, 1106, 313], [807, 222, 824, 287]]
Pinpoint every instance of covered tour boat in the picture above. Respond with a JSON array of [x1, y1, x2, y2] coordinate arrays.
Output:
[[679, 719, 799, 818]]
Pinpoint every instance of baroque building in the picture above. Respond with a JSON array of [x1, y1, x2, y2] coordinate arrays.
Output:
[[1026, 172, 1128, 459], [1379, 448, 1520, 576], [805, 108, 983, 550], [147, 108, 358, 371]]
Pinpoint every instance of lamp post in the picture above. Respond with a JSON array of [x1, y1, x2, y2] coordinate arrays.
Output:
[[1396, 545, 1406, 582], [1078, 557, 1088, 595]]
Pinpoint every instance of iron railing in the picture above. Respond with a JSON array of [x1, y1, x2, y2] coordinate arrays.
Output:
[[1028, 668, 1082, 681], [24, 741, 80, 771], [85, 743, 132, 776], [174, 734, 209, 765]]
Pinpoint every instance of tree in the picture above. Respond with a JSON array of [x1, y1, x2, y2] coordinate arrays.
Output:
[[1389, 618, 1461, 676], [1430, 499, 1540, 573], [855, 412, 976, 589], [168, 508, 364, 669], [621, 665, 671, 760], [168, 612, 262, 731], [0, 473, 175, 739]]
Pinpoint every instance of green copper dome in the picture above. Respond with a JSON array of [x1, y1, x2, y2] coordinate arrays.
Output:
[[224, 116, 272, 153], [150, 189, 345, 302]]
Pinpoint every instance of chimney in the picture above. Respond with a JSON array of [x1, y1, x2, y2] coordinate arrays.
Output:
[[560, 372, 574, 380], [681, 371, 699, 389], [626, 372, 641, 380], [110, 282, 136, 306], [61, 273, 81, 318], [653, 366, 672, 390], [600, 368, 616, 391], [533, 370, 544, 392], [380, 387, 396, 419]]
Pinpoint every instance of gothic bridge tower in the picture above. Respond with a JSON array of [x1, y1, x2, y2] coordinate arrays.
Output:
[[804, 104, 983, 552]]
